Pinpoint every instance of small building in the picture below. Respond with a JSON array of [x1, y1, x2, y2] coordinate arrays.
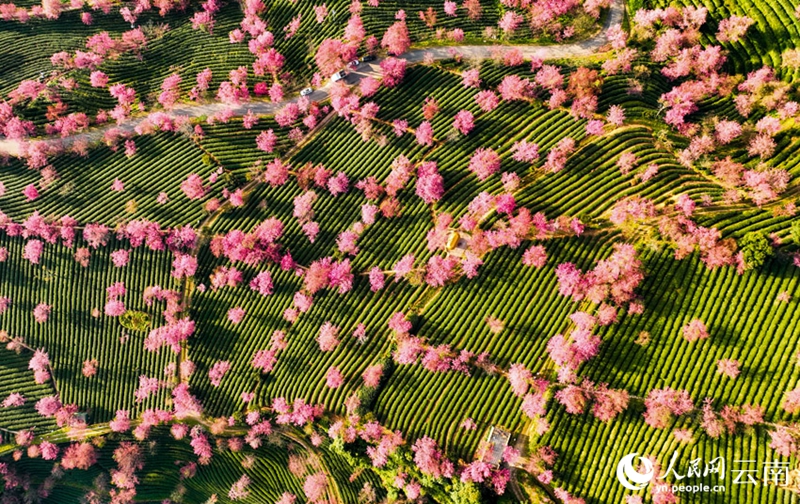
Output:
[[446, 231, 471, 259], [445, 231, 460, 251], [485, 426, 511, 466]]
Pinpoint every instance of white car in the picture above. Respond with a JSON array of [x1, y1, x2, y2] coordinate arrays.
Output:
[[331, 70, 347, 83], [349, 59, 360, 68], [300, 87, 313, 97]]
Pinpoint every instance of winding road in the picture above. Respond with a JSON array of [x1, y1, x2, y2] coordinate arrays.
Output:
[[0, 0, 623, 157]]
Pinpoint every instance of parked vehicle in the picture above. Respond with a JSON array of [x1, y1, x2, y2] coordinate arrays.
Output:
[[331, 70, 347, 82], [349, 59, 360, 68], [300, 87, 313, 96], [361, 54, 376, 62]]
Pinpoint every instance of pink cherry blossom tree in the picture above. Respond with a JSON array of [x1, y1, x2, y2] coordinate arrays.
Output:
[[508, 363, 532, 397], [452, 109, 475, 135], [315, 38, 357, 77], [415, 120, 434, 146], [61, 442, 97, 470], [681, 319, 709, 342], [468, 147, 501, 181], [380, 57, 406, 87], [412, 436, 455, 478], [208, 360, 231, 387], [382, 21, 410, 55], [325, 366, 344, 388], [33, 303, 51, 323], [643, 387, 694, 429], [415, 161, 444, 204], [317, 321, 341, 351], [303, 472, 328, 503]]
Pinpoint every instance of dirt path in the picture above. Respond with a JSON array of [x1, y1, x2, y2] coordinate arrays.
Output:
[[0, 0, 624, 157]]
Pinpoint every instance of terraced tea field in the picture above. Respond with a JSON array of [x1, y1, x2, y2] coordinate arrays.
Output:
[[1, 0, 800, 502]]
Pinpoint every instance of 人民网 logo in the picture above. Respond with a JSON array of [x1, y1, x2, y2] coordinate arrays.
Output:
[[616, 453, 655, 490]]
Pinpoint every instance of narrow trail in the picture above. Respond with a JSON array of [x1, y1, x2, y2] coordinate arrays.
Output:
[[507, 422, 561, 503], [0, 0, 624, 157]]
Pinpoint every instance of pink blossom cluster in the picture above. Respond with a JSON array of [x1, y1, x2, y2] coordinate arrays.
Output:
[[301, 257, 353, 296], [208, 360, 231, 387], [658, 215, 737, 269], [554, 242, 644, 307], [412, 436, 455, 478], [144, 318, 196, 354], [554, 381, 630, 421], [272, 396, 324, 426], [542, 137, 576, 173], [643, 387, 694, 429], [546, 330, 601, 382], [415, 161, 445, 204], [208, 219, 285, 267]]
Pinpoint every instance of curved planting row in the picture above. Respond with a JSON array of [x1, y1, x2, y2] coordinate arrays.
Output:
[[98, 4, 256, 101], [196, 117, 287, 177], [207, 117, 425, 241], [585, 249, 800, 416], [8, 429, 358, 503], [695, 207, 799, 241], [642, 0, 800, 78], [0, 11, 135, 97], [0, 131, 213, 227], [358, 0, 503, 41], [428, 100, 585, 221], [150, 429, 384, 503], [544, 403, 792, 503], [372, 65, 481, 129], [0, 348, 57, 432], [179, 445, 306, 503], [4, 5, 255, 121], [0, 234, 176, 422], [376, 368, 523, 461], [188, 268, 423, 417], [373, 235, 618, 460], [3, 0, 512, 127], [514, 125, 715, 220]]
